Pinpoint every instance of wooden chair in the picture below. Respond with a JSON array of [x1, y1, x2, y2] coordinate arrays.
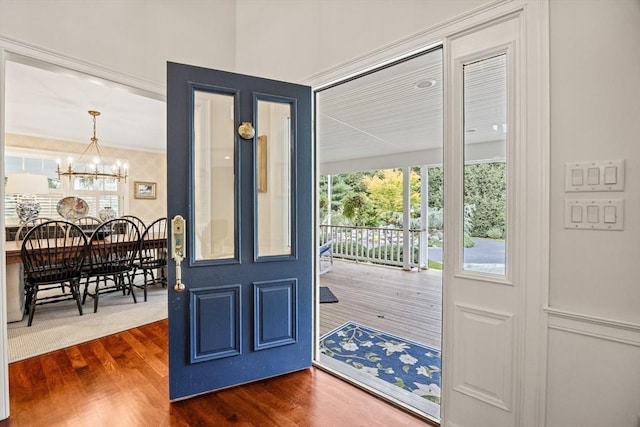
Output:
[[132, 217, 167, 301], [121, 215, 146, 234], [71, 216, 103, 237], [21, 220, 88, 326], [81, 218, 141, 313], [14, 217, 55, 241]]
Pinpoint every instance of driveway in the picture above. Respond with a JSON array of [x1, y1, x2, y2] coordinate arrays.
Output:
[[427, 237, 505, 264]]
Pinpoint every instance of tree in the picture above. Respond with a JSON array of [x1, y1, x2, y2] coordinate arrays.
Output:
[[363, 169, 420, 225]]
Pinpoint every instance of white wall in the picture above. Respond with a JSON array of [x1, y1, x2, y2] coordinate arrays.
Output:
[[0, 0, 237, 85], [547, 0, 640, 426], [235, 0, 490, 82]]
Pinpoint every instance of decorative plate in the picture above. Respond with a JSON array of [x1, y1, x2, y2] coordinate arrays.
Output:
[[99, 206, 117, 222], [56, 196, 89, 220]]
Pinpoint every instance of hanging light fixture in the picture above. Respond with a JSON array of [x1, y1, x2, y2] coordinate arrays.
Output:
[[57, 110, 128, 182]]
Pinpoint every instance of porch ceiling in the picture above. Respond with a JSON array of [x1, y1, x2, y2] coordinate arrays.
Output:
[[317, 49, 507, 174]]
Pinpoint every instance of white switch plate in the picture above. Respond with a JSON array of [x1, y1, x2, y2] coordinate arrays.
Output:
[[564, 160, 624, 192], [564, 199, 624, 230]]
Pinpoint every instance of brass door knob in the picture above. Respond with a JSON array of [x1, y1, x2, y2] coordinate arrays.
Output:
[[238, 122, 255, 139]]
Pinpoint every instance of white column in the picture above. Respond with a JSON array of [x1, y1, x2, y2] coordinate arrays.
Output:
[[326, 174, 332, 226], [402, 167, 411, 271], [420, 166, 429, 269]]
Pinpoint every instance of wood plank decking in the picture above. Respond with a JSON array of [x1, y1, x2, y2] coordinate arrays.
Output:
[[319, 260, 442, 350]]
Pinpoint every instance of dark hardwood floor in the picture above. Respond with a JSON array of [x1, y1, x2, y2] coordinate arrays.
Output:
[[5, 320, 432, 426]]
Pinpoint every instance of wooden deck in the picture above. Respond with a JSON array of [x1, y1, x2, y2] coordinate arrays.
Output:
[[319, 260, 442, 350]]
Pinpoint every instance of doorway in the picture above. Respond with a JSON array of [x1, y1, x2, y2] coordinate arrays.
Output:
[[2, 54, 168, 362], [314, 48, 444, 421]]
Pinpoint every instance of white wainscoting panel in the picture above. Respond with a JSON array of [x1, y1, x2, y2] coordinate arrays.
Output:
[[546, 307, 640, 347], [452, 303, 514, 411]]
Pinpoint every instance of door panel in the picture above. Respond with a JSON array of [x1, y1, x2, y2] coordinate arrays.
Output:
[[443, 15, 521, 427], [167, 62, 312, 400]]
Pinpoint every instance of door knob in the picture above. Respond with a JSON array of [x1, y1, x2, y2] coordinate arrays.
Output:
[[238, 122, 255, 139]]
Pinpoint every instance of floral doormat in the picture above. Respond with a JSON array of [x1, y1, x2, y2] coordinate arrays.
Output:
[[319, 322, 441, 404]]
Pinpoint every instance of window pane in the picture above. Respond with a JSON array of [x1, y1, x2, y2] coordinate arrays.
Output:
[[463, 54, 507, 275], [193, 89, 236, 261], [256, 99, 292, 257]]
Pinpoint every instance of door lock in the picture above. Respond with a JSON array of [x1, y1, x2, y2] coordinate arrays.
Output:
[[171, 215, 186, 292]]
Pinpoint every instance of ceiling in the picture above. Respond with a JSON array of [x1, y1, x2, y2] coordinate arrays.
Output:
[[5, 59, 166, 153], [4, 50, 506, 166], [317, 49, 507, 169]]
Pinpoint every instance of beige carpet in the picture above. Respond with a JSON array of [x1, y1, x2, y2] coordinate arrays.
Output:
[[7, 282, 167, 363]]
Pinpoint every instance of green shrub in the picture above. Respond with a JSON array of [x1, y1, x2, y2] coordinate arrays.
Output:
[[486, 227, 504, 239], [464, 233, 475, 248], [332, 242, 370, 258]]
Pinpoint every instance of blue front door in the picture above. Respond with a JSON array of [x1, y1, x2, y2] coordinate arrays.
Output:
[[167, 62, 312, 400]]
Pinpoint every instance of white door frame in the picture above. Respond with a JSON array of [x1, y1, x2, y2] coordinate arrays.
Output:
[[0, 35, 165, 421], [306, 1, 549, 425]]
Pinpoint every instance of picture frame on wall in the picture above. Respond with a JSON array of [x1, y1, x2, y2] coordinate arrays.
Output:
[[134, 181, 157, 199]]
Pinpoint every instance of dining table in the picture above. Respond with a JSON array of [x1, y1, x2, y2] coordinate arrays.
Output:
[[4, 233, 166, 322]]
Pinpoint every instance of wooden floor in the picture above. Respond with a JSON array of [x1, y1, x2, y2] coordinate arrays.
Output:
[[319, 260, 442, 349], [4, 319, 432, 427]]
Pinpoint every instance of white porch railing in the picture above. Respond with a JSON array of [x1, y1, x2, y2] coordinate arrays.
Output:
[[319, 224, 426, 269]]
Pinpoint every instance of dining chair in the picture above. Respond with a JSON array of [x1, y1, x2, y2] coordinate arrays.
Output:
[[71, 216, 103, 237], [21, 220, 88, 326], [14, 217, 55, 241], [132, 217, 167, 301], [121, 215, 147, 282], [81, 218, 141, 313], [121, 215, 146, 234]]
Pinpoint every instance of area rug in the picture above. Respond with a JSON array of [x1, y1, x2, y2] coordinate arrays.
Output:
[[319, 322, 441, 406], [7, 283, 167, 363], [319, 286, 339, 303]]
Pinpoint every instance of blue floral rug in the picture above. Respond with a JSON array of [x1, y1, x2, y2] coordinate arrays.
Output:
[[319, 322, 441, 404]]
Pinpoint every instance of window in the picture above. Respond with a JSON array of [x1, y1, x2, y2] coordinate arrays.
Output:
[[5, 151, 124, 222]]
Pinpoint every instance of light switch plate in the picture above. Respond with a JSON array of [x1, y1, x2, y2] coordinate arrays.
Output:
[[564, 160, 624, 192], [564, 199, 624, 230]]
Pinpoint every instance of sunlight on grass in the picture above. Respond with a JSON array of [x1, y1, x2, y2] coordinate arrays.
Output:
[[428, 260, 443, 270]]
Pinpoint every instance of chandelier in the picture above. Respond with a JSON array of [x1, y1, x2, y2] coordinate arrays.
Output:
[[57, 110, 128, 182]]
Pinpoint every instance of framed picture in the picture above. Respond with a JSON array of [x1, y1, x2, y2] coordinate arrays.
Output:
[[134, 181, 157, 199]]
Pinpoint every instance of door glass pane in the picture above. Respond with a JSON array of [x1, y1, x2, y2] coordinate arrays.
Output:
[[463, 54, 507, 275], [193, 90, 236, 261], [256, 100, 292, 257]]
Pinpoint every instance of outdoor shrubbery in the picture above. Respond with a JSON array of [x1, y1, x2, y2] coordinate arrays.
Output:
[[320, 163, 506, 241]]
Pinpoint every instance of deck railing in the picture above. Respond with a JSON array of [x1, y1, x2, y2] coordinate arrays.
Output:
[[319, 224, 425, 268]]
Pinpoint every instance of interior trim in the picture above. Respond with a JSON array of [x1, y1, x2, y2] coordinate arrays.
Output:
[[546, 306, 640, 347]]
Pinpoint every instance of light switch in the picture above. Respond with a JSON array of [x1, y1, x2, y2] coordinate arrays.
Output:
[[604, 166, 617, 185], [571, 169, 584, 186], [564, 199, 623, 230], [587, 167, 600, 185], [571, 206, 583, 223], [603, 206, 617, 223], [586, 205, 599, 223], [565, 160, 624, 192]]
